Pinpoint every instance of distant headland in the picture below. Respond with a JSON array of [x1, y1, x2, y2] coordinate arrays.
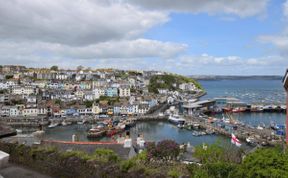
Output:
[[190, 75, 282, 81]]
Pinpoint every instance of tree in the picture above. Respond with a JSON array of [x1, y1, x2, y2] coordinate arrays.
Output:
[[50, 65, 59, 71], [231, 147, 288, 178], [5, 75, 13, 80], [77, 65, 84, 71], [146, 140, 180, 161]]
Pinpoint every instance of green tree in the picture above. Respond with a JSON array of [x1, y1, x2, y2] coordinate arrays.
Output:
[[50, 65, 59, 71], [231, 147, 288, 178], [5, 75, 13, 80]]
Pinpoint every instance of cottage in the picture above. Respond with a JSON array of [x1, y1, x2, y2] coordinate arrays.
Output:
[[93, 88, 105, 99], [119, 87, 131, 97], [12, 86, 35, 95], [283, 69, 288, 144], [105, 87, 118, 97], [22, 108, 38, 117], [9, 106, 20, 117]]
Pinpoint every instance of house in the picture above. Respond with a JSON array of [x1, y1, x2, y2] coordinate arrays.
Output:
[[25, 95, 37, 108], [0, 95, 10, 103], [77, 107, 93, 115], [138, 104, 149, 115], [12, 86, 35, 95], [31, 80, 47, 89], [158, 89, 168, 94], [119, 87, 131, 97], [113, 103, 121, 116], [9, 106, 20, 117], [92, 104, 102, 115], [37, 107, 48, 115], [93, 88, 105, 99], [105, 87, 118, 97], [22, 108, 38, 117], [1, 106, 10, 117], [84, 91, 95, 101], [65, 108, 78, 116], [55, 73, 68, 80], [283, 69, 288, 144]]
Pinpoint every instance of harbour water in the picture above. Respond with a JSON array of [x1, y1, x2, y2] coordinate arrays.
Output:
[[43, 79, 286, 147], [200, 79, 285, 104]]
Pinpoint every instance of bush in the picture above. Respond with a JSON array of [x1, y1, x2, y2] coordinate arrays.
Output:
[[120, 159, 136, 173], [92, 149, 119, 163], [147, 140, 180, 161], [61, 150, 90, 161]]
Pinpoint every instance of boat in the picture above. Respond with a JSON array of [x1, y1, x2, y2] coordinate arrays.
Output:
[[106, 128, 124, 137], [177, 124, 184, 129], [48, 121, 59, 128], [168, 115, 185, 125], [232, 107, 246, 113], [62, 120, 67, 126], [256, 125, 264, 130], [87, 128, 106, 138], [192, 131, 200, 136], [16, 129, 23, 134], [246, 136, 256, 145], [223, 107, 232, 112], [124, 120, 136, 130]]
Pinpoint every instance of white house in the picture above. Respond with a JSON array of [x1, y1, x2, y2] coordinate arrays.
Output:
[[12, 86, 35, 95], [138, 104, 149, 115], [93, 88, 105, 99], [77, 108, 93, 115], [1, 106, 10, 117], [37, 108, 47, 115], [119, 87, 131, 97], [9, 106, 19, 117], [22, 108, 38, 117], [158, 89, 168, 94]]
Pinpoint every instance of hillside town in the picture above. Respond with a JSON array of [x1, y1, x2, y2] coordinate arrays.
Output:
[[0, 65, 203, 119]]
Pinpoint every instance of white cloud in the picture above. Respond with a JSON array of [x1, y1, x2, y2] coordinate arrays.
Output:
[[162, 54, 288, 75], [123, 0, 268, 17], [0, 39, 186, 65], [0, 0, 168, 46]]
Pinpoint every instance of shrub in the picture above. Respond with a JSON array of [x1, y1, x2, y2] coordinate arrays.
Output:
[[92, 149, 119, 163], [61, 150, 90, 161], [147, 140, 180, 161], [120, 159, 136, 173]]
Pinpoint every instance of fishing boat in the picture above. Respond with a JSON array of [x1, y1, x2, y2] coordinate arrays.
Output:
[[106, 128, 124, 137], [168, 114, 185, 125], [232, 107, 246, 113], [87, 128, 106, 138]]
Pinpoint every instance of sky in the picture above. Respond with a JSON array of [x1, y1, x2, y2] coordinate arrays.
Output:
[[0, 0, 288, 75]]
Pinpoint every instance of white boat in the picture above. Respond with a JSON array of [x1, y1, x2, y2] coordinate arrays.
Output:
[[257, 125, 264, 130], [168, 115, 185, 125], [177, 124, 184, 129], [16, 129, 22, 134], [62, 120, 67, 126], [48, 121, 58, 128]]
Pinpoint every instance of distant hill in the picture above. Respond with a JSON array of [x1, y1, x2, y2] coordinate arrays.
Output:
[[190, 75, 283, 81], [148, 74, 204, 93]]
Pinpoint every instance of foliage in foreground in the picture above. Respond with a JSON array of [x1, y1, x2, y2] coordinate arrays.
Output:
[[4, 141, 288, 178]]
